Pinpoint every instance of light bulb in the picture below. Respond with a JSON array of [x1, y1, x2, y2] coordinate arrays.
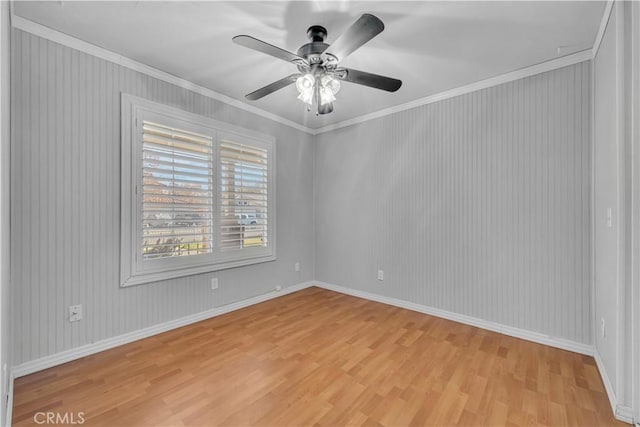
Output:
[[296, 74, 315, 93], [321, 74, 340, 95], [297, 87, 314, 105], [319, 86, 336, 105]]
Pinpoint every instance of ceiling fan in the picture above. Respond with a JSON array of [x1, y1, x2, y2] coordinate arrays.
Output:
[[232, 14, 402, 115]]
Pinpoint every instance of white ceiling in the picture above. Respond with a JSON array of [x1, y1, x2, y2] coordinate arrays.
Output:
[[14, 1, 605, 129]]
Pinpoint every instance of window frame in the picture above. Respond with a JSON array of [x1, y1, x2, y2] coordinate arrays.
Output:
[[120, 94, 276, 287]]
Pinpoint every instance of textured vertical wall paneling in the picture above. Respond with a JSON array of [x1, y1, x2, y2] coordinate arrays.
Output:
[[314, 62, 592, 344], [11, 29, 315, 365], [593, 1, 620, 394], [0, 0, 11, 421], [594, 0, 638, 414]]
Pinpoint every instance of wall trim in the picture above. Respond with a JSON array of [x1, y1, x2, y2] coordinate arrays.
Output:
[[313, 282, 593, 356], [311, 49, 593, 135], [632, 1, 640, 422], [617, 405, 635, 425], [4, 370, 12, 427], [614, 0, 628, 418], [9, 13, 314, 136], [10, 12, 595, 138], [12, 282, 314, 378], [596, 348, 619, 415], [593, 0, 615, 58], [9, 281, 634, 424], [595, 349, 636, 424]]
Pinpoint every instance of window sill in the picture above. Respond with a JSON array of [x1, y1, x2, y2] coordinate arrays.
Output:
[[120, 254, 277, 287]]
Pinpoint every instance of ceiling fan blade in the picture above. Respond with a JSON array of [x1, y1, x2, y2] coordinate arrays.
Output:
[[245, 74, 300, 101], [336, 68, 402, 92], [322, 14, 384, 63], [233, 35, 308, 67]]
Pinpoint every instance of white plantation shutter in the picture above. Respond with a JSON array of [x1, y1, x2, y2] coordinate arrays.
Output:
[[121, 96, 275, 287], [141, 121, 214, 260], [220, 139, 268, 251]]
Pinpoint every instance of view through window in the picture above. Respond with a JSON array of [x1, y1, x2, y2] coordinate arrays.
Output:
[[120, 95, 275, 286]]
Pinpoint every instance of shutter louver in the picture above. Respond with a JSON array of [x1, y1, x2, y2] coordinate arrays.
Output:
[[141, 121, 214, 260], [220, 140, 268, 251]]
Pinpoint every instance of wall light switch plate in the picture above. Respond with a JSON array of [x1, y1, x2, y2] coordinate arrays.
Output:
[[69, 304, 82, 322], [211, 278, 219, 290], [294, 262, 300, 272], [377, 269, 384, 281]]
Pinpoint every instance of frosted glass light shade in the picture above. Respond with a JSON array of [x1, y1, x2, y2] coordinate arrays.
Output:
[[296, 74, 315, 93], [297, 88, 314, 105]]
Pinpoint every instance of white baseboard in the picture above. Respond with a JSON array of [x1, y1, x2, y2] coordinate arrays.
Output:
[[10, 281, 633, 426], [5, 370, 13, 427], [314, 281, 593, 356], [314, 282, 639, 423], [593, 349, 635, 424], [12, 282, 314, 378], [595, 349, 618, 414], [616, 405, 635, 424]]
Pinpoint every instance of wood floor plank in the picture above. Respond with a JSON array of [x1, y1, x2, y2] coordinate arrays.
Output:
[[12, 287, 626, 426]]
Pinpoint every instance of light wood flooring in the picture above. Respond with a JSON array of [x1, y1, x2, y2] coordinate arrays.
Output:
[[12, 287, 624, 426]]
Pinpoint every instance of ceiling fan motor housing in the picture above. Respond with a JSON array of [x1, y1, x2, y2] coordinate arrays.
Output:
[[307, 25, 327, 42], [297, 25, 337, 71]]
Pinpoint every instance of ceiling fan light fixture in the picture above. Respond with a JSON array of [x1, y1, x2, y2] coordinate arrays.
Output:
[[321, 74, 340, 95], [297, 88, 314, 105], [296, 73, 315, 105], [319, 85, 336, 105], [295, 74, 315, 93]]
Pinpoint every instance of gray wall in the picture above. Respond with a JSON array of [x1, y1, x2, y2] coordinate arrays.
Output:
[[8, 20, 605, 373], [593, 0, 621, 398], [1, 1, 11, 422], [593, 0, 637, 413], [315, 62, 592, 345], [631, 2, 640, 419], [10, 29, 314, 366]]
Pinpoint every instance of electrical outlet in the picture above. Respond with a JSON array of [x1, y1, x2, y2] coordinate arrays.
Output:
[[377, 269, 384, 281], [601, 318, 606, 337], [294, 262, 300, 272], [69, 305, 82, 322], [275, 285, 282, 291], [211, 278, 219, 290]]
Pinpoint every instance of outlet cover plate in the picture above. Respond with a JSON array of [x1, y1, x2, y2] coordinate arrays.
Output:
[[69, 304, 82, 322]]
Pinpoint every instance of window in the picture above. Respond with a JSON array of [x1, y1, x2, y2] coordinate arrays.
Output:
[[121, 95, 275, 286], [141, 121, 214, 261], [220, 139, 269, 251]]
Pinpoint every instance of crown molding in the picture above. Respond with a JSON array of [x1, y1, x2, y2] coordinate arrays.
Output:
[[592, 0, 615, 58], [311, 49, 593, 135], [9, 13, 315, 135], [11, 11, 596, 137]]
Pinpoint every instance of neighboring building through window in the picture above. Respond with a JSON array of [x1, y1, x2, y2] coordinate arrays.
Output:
[[120, 95, 275, 286]]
